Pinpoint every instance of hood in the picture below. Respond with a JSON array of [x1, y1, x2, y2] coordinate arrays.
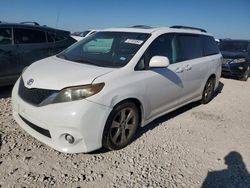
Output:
[[22, 56, 115, 90], [221, 51, 247, 59]]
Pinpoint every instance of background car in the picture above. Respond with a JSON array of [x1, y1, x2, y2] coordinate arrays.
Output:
[[215, 38, 220, 45], [0, 21, 76, 86], [71, 30, 99, 41], [219, 39, 250, 81]]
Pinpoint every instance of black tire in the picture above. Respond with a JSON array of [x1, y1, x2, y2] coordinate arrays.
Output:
[[102, 102, 139, 150], [201, 77, 215, 104], [240, 66, 249, 81]]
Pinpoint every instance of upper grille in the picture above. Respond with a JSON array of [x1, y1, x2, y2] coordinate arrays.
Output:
[[18, 78, 58, 106]]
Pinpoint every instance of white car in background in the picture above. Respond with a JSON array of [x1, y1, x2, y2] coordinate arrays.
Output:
[[12, 25, 222, 153], [71, 30, 99, 41]]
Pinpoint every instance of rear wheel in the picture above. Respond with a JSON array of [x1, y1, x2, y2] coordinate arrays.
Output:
[[103, 102, 139, 150], [240, 66, 249, 81], [201, 77, 215, 104]]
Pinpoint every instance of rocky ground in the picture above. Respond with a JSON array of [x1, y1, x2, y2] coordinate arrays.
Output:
[[0, 78, 250, 188]]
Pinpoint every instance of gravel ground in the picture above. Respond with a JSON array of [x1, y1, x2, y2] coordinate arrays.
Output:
[[0, 78, 250, 188]]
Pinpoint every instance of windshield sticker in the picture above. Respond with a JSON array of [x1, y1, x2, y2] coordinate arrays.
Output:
[[124, 39, 144, 45], [120, 57, 126, 61]]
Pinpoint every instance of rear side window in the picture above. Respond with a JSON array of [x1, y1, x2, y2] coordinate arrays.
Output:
[[203, 36, 219, 56], [14, 28, 46, 44], [0, 28, 12, 45], [176, 34, 203, 61]]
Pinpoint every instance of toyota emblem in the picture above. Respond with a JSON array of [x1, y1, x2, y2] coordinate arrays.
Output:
[[27, 79, 34, 86]]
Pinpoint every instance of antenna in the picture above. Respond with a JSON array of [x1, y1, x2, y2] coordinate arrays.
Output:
[[55, 12, 60, 29], [52, 12, 60, 53]]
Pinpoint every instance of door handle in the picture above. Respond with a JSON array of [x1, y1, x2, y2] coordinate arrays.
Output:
[[185, 64, 192, 71], [175, 67, 184, 73]]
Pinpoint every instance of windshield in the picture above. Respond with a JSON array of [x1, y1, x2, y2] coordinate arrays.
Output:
[[57, 32, 150, 68], [219, 41, 249, 52]]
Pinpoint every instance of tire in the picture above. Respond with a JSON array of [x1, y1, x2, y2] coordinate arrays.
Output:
[[102, 102, 139, 150], [240, 66, 249, 81], [201, 77, 215, 104]]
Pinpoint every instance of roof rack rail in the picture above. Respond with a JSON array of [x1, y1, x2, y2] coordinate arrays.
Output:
[[131, 25, 152, 29], [20, 22, 40, 26], [170, 25, 207, 33]]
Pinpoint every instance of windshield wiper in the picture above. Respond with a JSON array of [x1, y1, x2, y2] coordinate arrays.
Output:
[[71, 59, 104, 67], [57, 53, 68, 60]]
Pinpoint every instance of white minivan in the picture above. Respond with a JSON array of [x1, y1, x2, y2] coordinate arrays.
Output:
[[12, 26, 222, 153]]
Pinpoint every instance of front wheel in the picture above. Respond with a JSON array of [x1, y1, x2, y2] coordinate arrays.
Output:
[[103, 102, 139, 150], [201, 77, 215, 104]]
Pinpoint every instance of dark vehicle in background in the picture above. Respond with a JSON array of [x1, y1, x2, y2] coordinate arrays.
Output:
[[0, 22, 76, 86], [220, 39, 250, 81]]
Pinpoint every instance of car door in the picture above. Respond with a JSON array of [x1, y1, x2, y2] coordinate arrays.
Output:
[[135, 33, 187, 119], [0, 27, 20, 83], [175, 34, 208, 102], [14, 28, 50, 71]]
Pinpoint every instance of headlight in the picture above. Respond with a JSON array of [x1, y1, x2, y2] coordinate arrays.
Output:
[[52, 83, 105, 104], [232, 58, 246, 64]]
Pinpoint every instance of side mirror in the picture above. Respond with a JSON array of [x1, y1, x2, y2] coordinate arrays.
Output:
[[149, 56, 170, 68]]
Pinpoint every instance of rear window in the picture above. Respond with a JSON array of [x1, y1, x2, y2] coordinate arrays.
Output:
[[203, 36, 219, 56], [14, 28, 46, 44], [0, 28, 12, 45]]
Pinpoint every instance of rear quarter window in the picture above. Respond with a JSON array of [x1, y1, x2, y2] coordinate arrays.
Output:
[[0, 28, 12, 45], [202, 36, 219, 56]]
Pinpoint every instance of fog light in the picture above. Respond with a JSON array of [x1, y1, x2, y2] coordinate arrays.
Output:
[[238, 66, 244, 70], [65, 134, 75, 144]]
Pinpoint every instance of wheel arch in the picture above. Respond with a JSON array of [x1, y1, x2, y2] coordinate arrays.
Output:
[[208, 73, 216, 81], [111, 98, 144, 126], [102, 97, 145, 149]]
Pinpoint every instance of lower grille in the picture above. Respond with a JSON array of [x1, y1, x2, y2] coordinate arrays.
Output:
[[18, 78, 58, 106], [19, 114, 51, 138]]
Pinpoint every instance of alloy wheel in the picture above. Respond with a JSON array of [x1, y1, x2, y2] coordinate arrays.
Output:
[[110, 107, 137, 145], [202, 78, 215, 104]]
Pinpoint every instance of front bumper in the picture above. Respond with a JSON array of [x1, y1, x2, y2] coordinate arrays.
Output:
[[12, 78, 112, 153], [221, 62, 248, 78]]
